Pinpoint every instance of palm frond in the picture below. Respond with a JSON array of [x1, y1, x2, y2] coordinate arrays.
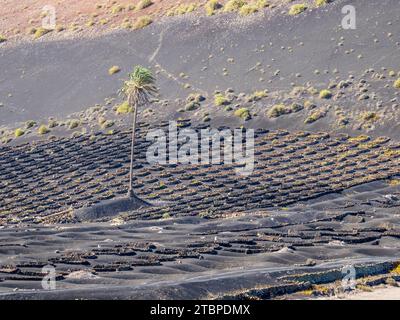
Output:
[[121, 65, 158, 107]]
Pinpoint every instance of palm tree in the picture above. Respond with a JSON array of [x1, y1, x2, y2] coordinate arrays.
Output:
[[121, 66, 158, 198]]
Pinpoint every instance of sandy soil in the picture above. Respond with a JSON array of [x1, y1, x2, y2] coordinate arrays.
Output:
[[1, 0, 294, 44], [0, 0, 204, 42], [318, 286, 400, 300], [344, 287, 400, 300]]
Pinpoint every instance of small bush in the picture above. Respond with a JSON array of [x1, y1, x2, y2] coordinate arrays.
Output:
[[108, 66, 121, 75], [268, 104, 290, 118], [38, 125, 50, 135], [169, 3, 197, 16], [362, 112, 379, 122], [185, 101, 200, 111], [304, 110, 325, 124], [116, 101, 133, 114], [256, 0, 269, 8], [33, 27, 51, 39], [187, 93, 206, 103], [0, 35, 7, 43], [234, 108, 251, 120], [315, 0, 328, 7], [249, 90, 268, 101], [25, 120, 36, 129], [48, 120, 59, 128], [214, 93, 229, 106], [288, 4, 307, 15], [134, 16, 153, 29], [162, 212, 171, 219], [86, 20, 95, 27], [224, 106, 233, 111], [393, 78, 400, 89], [98, 116, 106, 126], [15, 128, 25, 137], [55, 25, 65, 32], [224, 0, 246, 12], [136, 0, 153, 10], [68, 119, 80, 130], [290, 103, 304, 113], [319, 89, 332, 99], [111, 5, 124, 14], [239, 4, 258, 16], [102, 120, 114, 129], [205, 0, 222, 16]]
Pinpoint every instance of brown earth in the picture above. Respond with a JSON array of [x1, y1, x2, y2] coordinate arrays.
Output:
[[0, 0, 308, 44]]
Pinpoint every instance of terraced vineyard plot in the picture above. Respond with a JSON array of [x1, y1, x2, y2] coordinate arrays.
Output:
[[0, 121, 399, 225], [0, 202, 400, 299]]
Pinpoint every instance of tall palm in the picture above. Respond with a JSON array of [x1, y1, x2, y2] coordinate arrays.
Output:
[[121, 66, 158, 197]]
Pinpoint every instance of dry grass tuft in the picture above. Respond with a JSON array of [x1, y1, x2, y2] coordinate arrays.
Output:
[[134, 16, 153, 29]]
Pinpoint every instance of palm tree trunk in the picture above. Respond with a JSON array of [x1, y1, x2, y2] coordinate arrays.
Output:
[[128, 103, 138, 197]]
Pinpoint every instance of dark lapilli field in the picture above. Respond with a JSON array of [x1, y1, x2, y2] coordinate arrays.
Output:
[[0, 119, 399, 225]]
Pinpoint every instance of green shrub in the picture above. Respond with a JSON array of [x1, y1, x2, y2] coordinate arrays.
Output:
[[234, 108, 251, 120], [102, 120, 114, 129], [136, 0, 153, 10], [162, 212, 171, 219], [68, 119, 80, 130], [394, 78, 400, 89], [224, 0, 246, 12], [108, 65, 121, 75], [256, 0, 269, 8], [214, 93, 229, 106], [362, 112, 379, 122], [249, 90, 268, 101], [169, 3, 197, 16], [224, 106, 232, 111], [134, 16, 153, 29], [185, 101, 200, 111], [315, 0, 328, 7], [86, 20, 95, 27], [111, 5, 124, 14], [319, 89, 332, 99], [33, 27, 51, 39], [48, 120, 59, 128], [305, 110, 325, 124], [268, 104, 290, 118], [15, 128, 25, 137], [0, 35, 7, 43], [116, 101, 133, 114], [38, 125, 50, 135], [288, 4, 307, 15], [205, 0, 221, 15], [290, 103, 304, 112], [25, 120, 36, 129]]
